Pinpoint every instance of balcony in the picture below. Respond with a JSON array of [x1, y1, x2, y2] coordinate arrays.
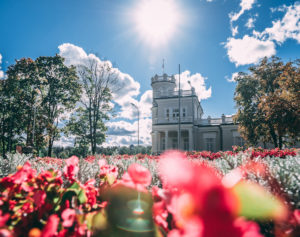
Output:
[[154, 89, 196, 99], [153, 116, 193, 124], [197, 116, 234, 125], [151, 74, 175, 84]]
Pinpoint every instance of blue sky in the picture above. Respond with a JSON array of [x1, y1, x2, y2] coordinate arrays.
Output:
[[0, 0, 299, 146]]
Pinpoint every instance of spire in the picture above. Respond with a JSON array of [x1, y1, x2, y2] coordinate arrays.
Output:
[[162, 59, 165, 74]]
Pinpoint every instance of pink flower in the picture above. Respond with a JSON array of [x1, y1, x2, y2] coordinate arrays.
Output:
[[11, 162, 36, 184], [33, 190, 46, 208], [0, 229, 12, 237], [127, 163, 151, 186], [158, 151, 262, 237], [234, 218, 263, 237], [62, 208, 76, 228], [41, 214, 59, 237], [84, 179, 98, 208], [293, 209, 300, 225], [0, 211, 9, 228], [63, 156, 79, 182]]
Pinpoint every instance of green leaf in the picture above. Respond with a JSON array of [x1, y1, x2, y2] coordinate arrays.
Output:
[[53, 196, 60, 204], [78, 189, 87, 204], [54, 204, 61, 212], [69, 182, 80, 190], [106, 173, 116, 185], [233, 181, 287, 221], [92, 210, 108, 231]]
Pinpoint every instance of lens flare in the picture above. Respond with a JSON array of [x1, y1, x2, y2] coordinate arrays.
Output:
[[133, 0, 182, 47]]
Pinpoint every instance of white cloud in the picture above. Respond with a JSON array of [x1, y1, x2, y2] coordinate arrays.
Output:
[[245, 17, 255, 28], [226, 72, 239, 82], [225, 35, 276, 66], [231, 25, 239, 36], [104, 118, 152, 147], [175, 70, 212, 100], [0, 54, 4, 79], [262, 3, 300, 44], [225, 2, 300, 67], [117, 90, 152, 120], [138, 90, 153, 118], [53, 135, 75, 148], [229, 0, 256, 23], [58, 43, 140, 112]]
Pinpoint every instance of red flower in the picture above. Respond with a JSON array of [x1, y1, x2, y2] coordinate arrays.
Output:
[[33, 190, 46, 208], [62, 208, 76, 228], [41, 214, 59, 237], [0, 211, 9, 228], [127, 163, 151, 186], [63, 156, 79, 182], [0, 229, 12, 237], [158, 150, 261, 237], [84, 179, 98, 208], [11, 162, 36, 184], [294, 210, 300, 224], [234, 218, 263, 237], [98, 159, 118, 181]]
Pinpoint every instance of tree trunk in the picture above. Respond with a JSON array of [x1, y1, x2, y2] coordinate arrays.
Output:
[[268, 124, 278, 148], [48, 136, 53, 157], [278, 135, 283, 149], [1, 129, 6, 158]]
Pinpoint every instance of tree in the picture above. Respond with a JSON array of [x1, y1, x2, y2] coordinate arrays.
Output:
[[0, 58, 41, 157], [234, 56, 300, 148], [66, 58, 119, 155], [35, 55, 81, 157], [0, 56, 81, 158]]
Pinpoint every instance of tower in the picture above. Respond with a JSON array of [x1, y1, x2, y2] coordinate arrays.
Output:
[[151, 73, 176, 100]]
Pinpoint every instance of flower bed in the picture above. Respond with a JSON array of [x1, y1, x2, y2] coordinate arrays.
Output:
[[0, 149, 299, 236]]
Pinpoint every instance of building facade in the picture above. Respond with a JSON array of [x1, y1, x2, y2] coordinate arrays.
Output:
[[151, 73, 245, 153]]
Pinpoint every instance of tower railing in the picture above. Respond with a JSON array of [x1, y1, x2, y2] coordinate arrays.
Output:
[[154, 89, 195, 98], [151, 74, 175, 84]]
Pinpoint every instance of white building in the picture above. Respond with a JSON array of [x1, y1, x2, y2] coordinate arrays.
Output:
[[151, 73, 245, 153]]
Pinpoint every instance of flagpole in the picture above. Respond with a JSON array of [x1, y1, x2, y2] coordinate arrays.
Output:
[[178, 64, 181, 150]]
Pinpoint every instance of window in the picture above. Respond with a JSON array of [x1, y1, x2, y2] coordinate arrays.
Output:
[[182, 108, 186, 117], [205, 138, 215, 152], [234, 136, 244, 147], [184, 138, 189, 150], [232, 131, 244, 147], [162, 138, 166, 150], [165, 108, 170, 119], [172, 138, 178, 149], [172, 108, 179, 118]]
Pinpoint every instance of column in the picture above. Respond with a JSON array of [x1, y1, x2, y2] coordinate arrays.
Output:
[[154, 131, 158, 154], [165, 130, 168, 151], [189, 128, 193, 151]]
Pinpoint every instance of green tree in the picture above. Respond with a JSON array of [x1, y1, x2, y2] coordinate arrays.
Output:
[[36, 55, 81, 157], [66, 59, 118, 155], [0, 58, 42, 157], [234, 56, 300, 148]]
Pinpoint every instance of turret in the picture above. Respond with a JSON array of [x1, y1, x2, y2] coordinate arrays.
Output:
[[151, 73, 176, 99]]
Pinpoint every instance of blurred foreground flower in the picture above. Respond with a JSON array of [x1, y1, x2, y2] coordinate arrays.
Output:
[[156, 150, 288, 237]]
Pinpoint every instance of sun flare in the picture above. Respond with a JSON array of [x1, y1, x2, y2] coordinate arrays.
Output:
[[133, 0, 181, 47]]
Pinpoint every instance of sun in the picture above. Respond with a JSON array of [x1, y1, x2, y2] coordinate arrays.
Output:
[[133, 0, 182, 47]]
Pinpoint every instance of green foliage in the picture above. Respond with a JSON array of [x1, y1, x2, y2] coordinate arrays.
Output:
[[0, 56, 81, 157], [234, 56, 300, 148]]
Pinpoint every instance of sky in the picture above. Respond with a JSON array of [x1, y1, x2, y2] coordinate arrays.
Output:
[[0, 0, 299, 147]]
